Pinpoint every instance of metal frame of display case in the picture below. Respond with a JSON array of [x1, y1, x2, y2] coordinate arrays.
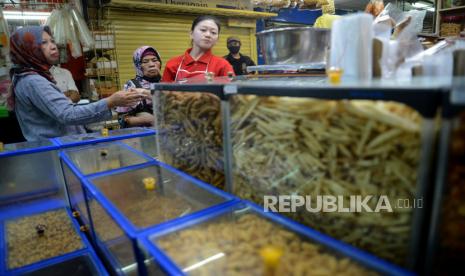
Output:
[[60, 141, 239, 276], [140, 200, 414, 276], [0, 202, 107, 276], [0, 139, 65, 206], [152, 76, 450, 272], [425, 87, 465, 275]]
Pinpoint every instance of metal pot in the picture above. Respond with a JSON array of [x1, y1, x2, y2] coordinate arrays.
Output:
[[256, 26, 331, 65]]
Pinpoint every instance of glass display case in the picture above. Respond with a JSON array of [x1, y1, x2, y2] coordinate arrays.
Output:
[[0, 206, 107, 275], [152, 76, 449, 271], [426, 91, 465, 275], [142, 202, 412, 276], [61, 146, 237, 275], [152, 82, 229, 191], [0, 139, 66, 208], [228, 77, 444, 269]]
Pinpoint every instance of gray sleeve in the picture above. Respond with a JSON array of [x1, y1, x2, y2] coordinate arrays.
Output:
[[18, 75, 112, 125]]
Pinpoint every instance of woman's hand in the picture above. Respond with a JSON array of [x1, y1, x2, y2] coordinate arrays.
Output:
[[64, 90, 81, 103], [106, 88, 151, 109], [125, 112, 154, 127], [130, 88, 152, 98]]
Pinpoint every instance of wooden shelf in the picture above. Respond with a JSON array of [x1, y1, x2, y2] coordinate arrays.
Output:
[[439, 5, 465, 12]]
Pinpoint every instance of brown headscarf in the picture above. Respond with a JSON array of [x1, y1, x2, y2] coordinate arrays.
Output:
[[7, 25, 56, 109]]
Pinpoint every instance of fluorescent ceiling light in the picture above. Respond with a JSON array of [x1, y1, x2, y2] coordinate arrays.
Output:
[[412, 2, 429, 9], [3, 11, 51, 21]]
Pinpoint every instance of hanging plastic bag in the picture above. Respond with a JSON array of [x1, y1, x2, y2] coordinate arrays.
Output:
[[405, 9, 426, 35], [70, 6, 94, 49], [49, 9, 66, 46], [62, 6, 82, 58]]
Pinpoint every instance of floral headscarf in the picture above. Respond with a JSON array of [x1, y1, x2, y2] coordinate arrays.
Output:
[[133, 46, 161, 79], [7, 26, 56, 109]]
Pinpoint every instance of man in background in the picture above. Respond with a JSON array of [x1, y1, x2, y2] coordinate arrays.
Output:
[[223, 36, 255, 75]]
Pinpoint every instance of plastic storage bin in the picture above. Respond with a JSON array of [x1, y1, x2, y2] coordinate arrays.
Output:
[[0, 205, 107, 275], [60, 141, 152, 232], [61, 142, 150, 176], [141, 202, 413, 276], [426, 87, 465, 275], [0, 140, 65, 207], [61, 149, 238, 275]]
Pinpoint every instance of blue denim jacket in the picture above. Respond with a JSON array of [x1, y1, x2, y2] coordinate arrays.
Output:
[[14, 74, 111, 141]]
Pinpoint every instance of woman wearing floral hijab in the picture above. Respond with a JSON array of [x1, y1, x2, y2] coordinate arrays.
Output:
[[8, 26, 150, 141], [118, 46, 162, 128]]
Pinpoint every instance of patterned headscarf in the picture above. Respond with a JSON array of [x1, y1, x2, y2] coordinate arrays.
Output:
[[133, 46, 162, 79], [7, 26, 56, 109]]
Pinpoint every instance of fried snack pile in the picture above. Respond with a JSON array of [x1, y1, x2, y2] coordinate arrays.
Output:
[[157, 213, 378, 276], [7, 209, 83, 269], [157, 91, 224, 189], [231, 96, 422, 266]]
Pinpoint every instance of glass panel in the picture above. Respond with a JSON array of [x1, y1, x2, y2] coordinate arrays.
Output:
[[64, 143, 148, 175], [154, 91, 225, 190], [87, 194, 136, 272], [0, 151, 65, 206], [396, 0, 437, 34], [62, 161, 90, 223], [121, 135, 158, 159], [152, 206, 377, 275], [5, 208, 84, 269], [90, 164, 227, 229], [58, 127, 150, 144], [23, 254, 100, 276], [108, 127, 150, 137], [231, 95, 423, 266]]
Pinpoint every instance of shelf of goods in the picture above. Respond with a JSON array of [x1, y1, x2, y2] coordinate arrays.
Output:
[[86, 22, 120, 99]]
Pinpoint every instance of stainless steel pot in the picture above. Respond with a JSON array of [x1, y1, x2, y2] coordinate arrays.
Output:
[[256, 26, 331, 65]]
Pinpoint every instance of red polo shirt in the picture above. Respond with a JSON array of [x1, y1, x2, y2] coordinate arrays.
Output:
[[162, 48, 234, 82]]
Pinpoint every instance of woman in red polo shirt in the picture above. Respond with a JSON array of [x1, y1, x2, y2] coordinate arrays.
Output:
[[162, 15, 234, 82]]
